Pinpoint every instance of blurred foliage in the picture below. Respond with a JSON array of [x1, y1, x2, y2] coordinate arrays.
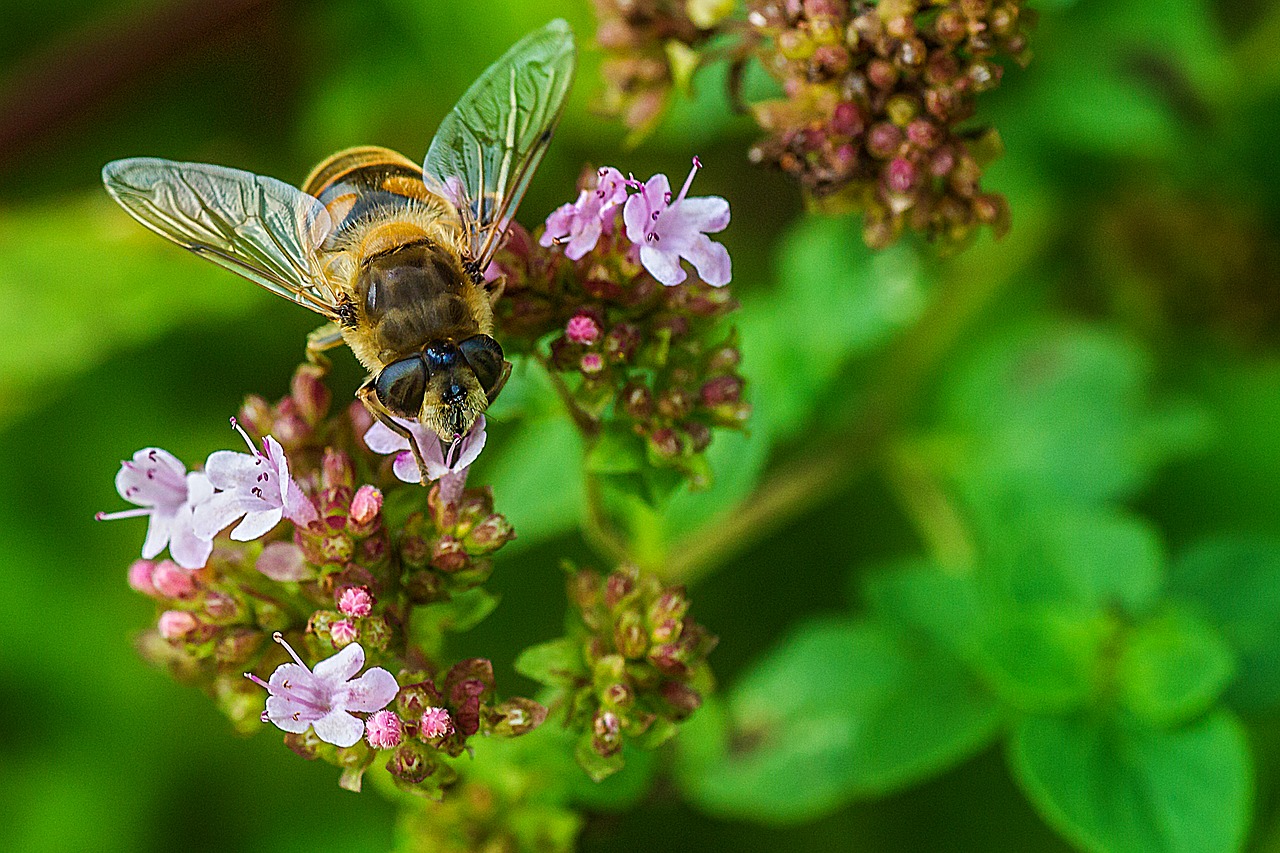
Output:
[[4, 0, 1280, 851]]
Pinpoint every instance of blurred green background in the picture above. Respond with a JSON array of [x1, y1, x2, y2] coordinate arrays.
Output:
[[3, 0, 1280, 851]]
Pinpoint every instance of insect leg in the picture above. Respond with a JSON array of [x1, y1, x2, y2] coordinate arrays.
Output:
[[356, 383, 431, 486], [305, 323, 345, 373]]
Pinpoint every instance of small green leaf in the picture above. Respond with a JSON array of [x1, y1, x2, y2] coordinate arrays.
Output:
[[410, 588, 500, 643], [860, 560, 987, 659], [1170, 536, 1280, 711], [975, 609, 1110, 713], [575, 735, 626, 783], [1118, 609, 1235, 726], [675, 618, 1001, 823], [1009, 710, 1252, 853], [514, 638, 588, 688]]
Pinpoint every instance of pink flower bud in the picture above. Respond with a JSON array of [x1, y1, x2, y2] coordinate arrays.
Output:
[[867, 123, 903, 159], [291, 365, 331, 426], [152, 560, 196, 600], [364, 710, 404, 749], [322, 448, 354, 490], [349, 485, 383, 528], [580, 352, 605, 375], [887, 158, 918, 194], [420, 706, 454, 739], [330, 619, 358, 646], [158, 609, 198, 640], [565, 313, 602, 345], [128, 560, 158, 597], [337, 586, 375, 618], [830, 101, 864, 137]]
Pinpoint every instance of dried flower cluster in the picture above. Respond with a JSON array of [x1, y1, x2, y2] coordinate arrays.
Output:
[[495, 160, 748, 487], [587, 0, 1032, 251], [517, 565, 716, 780]]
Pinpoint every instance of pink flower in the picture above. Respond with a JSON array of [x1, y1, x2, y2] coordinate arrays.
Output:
[[193, 420, 319, 542], [540, 167, 629, 259], [364, 415, 487, 489], [151, 559, 196, 600], [623, 156, 731, 287], [98, 447, 215, 570], [128, 560, 157, 596], [245, 633, 399, 748], [420, 706, 454, 739], [255, 541, 313, 582], [365, 710, 404, 749], [338, 586, 374, 618]]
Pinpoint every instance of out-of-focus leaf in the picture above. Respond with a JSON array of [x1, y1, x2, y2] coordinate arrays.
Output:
[[480, 412, 583, 550], [1117, 608, 1235, 726], [936, 322, 1205, 505], [0, 196, 262, 425], [514, 637, 587, 688], [860, 559, 987, 660], [675, 618, 1001, 823], [975, 608, 1109, 714], [1169, 536, 1280, 711], [1009, 710, 1251, 853], [584, 425, 646, 475], [410, 588, 500, 647]]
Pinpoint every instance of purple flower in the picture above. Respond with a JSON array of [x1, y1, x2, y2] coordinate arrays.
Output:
[[97, 447, 215, 570], [420, 706, 454, 739], [245, 632, 399, 748], [365, 710, 404, 749], [540, 167, 629, 260], [623, 156, 732, 287], [364, 415, 487, 492], [193, 420, 319, 542]]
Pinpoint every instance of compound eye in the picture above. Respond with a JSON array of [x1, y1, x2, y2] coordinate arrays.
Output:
[[458, 335, 505, 399], [373, 357, 426, 417]]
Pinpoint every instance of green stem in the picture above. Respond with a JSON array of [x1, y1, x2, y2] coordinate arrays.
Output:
[[661, 224, 1041, 585]]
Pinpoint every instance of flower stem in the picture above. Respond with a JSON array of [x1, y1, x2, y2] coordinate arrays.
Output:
[[661, 224, 1041, 584]]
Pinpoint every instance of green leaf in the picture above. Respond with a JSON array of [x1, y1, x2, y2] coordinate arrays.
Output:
[[1009, 710, 1252, 853], [938, 323, 1205, 505], [584, 426, 646, 475], [675, 618, 1002, 823], [575, 735, 626, 783], [975, 609, 1110, 713], [1117, 609, 1235, 726], [1170, 536, 1280, 711], [410, 588, 500, 645], [514, 638, 588, 688], [860, 559, 987, 659]]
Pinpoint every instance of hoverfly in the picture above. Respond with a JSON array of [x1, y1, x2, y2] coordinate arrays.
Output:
[[103, 20, 575, 481]]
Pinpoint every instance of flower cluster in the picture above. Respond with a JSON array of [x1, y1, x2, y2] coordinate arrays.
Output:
[[496, 160, 748, 488], [517, 565, 716, 780], [592, 0, 733, 136], [745, 0, 1030, 249], [105, 365, 536, 791]]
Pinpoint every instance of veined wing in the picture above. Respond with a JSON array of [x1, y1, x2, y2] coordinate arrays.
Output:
[[422, 19, 575, 276], [103, 157, 340, 318]]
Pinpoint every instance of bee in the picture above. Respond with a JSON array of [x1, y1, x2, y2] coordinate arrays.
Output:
[[102, 20, 575, 481]]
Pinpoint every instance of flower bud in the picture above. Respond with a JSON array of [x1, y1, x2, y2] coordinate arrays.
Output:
[[605, 571, 635, 610], [580, 352, 605, 375], [330, 619, 358, 647], [431, 536, 470, 573], [464, 513, 516, 554], [214, 628, 265, 668], [660, 681, 704, 719], [565, 313, 602, 345], [337, 585, 375, 617], [887, 157, 918, 194], [321, 449, 354, 491], [604, 323, 641, 362], [158, 609, 198, 640], [349, 485, 383, 531], [386, 741, 435, 784], [648, 427, 682, 459], [290, 365, 331, 426], [614, 610, 650, 659], [152, 561, 196, 600], [128, 559, 158, 597], [488, 698, 547, 736], [365, 710, 404, 749], [284, 729, 322, 760], [866, 123, 903, 159], [397, 680, 445, 721], [592, 711, 623, 756], [202, 590, 242, 623]]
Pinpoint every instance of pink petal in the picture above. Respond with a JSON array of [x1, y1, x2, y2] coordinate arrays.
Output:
[[168, 509, 213, 569], [451, 417, 487, 471], [312, 709, 364, 747], [192, 492, 265, 540], [668, 196, 730, 234], [363, 421, 410, 454], [263, 436, 291, 489], [682, 234, 732, 287], [314, 642, 365, 684], [391, 451, 423, 484], [204, 450, 268, 490], [230, 507, 283, 542], [282, 478, 318, 529], [564, 215, 603, 260], [185, 472, 215, 506], [340, 666, 400, 713], [639, 244, 688, 286], [140, 511, 173, 560], [265, 695, 315, 732]]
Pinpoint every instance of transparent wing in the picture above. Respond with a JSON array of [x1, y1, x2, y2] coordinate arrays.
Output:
[[422, 18, 575, 275], [102, 157, 340, 318]]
